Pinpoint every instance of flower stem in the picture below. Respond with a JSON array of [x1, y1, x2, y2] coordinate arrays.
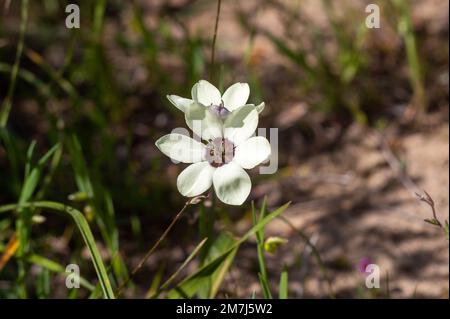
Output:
[[199, 192, 216, 263], [252, 200, 271, 298], [209, 0, 222, 83], [116, 202, 190, 297]]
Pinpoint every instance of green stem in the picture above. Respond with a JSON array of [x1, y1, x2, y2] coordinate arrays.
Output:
[[252, 200, 271, 298], [257, 241, 268, 280], [279, 216, 335, 298], [199, 193, 216, 263], [394, 0, 426, 116]]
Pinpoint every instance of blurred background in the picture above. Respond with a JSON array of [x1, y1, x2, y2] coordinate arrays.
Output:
[[0, 0, 448, 298]]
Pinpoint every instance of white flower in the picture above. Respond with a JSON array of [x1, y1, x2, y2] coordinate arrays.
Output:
[[166, 79, 265, 115], [156, 82, 271, 206]]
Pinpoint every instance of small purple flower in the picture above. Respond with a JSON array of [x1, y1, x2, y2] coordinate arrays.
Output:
[[358, 257, 373, 274]]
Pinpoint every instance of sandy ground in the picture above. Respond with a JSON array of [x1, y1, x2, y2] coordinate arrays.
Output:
[[222, 120, 449, 298]]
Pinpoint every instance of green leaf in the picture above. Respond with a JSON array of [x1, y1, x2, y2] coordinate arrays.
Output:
[[167, 202, 290, 299], [36, 267, 50, 298], [19, 143, 60, 204], [27, 254, 95, 291], [168, 233, 237, 299], [279, 267, 288, 299], [207, 234, 238, 298], [67, 135, 127, 282], [16, 142, 61, 298], [24, 140, 37, 179], [155, 237, 208, 296], [66, 135, 94, 197], [264, 32, 314, 77], [146, 264, 166, 299]]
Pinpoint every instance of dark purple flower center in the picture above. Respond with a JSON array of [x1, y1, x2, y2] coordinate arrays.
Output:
[[205, 137, 235, 167]]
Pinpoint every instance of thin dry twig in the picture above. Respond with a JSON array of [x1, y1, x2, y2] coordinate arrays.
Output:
[[116, 196, 206, 297], [414, 190, 448, 237], [415, 190, 440, 225], [375, 130, 448, 238]]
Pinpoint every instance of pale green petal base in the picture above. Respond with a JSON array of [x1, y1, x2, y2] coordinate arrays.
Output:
[[213, 162, 251, 205]]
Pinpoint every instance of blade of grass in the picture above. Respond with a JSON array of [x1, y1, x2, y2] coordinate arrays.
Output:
[[27, 254, 95, 291], [145, 264, 166, 299], [279, 266, 288, 299], [0, 62, 52, 98], [35, 142, 63, 200], [15, 142, 60, 297], [0, 201, 115, 299], [252, 197, 271, 298], [0, 129, 22, 194], [167, 202, 290, 298], [93, 0, 107, 40], [66, 135, 94, 197], [393, 0, 426, 117], [25, 49, 77, 99], [205, 233, 238, 298], [19, 143, 60, 203], [278, 215, 335, 298], [149, 237, 209, 299], [36, 267, 50, 298], [66, 134, 127, 283], [24, 140, 37, 179], [209, 246, 237, 298], [258, 273, 272, 299], [0, 0, 29, 127]]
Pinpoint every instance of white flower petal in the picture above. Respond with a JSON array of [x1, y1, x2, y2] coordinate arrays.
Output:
[[213, 162, 251, 205], [166, 95, 194, 113], [234, 136, 271, 169], [191, 82, 198, 101], [185, 102, 222, 141], [223, 105, 258, 145], [155, 133, 205, 163], [192, 80, 222, 106], [222, 83, 250, 112], [242, 103, 265, 114], [255, 102, 265, 114], [177, 161, 215, 197]]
